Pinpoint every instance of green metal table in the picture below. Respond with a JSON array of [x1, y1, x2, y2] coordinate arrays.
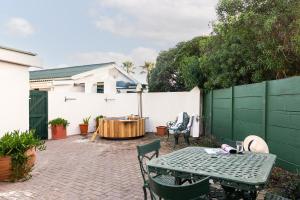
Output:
[[147, 147, 276, 198]]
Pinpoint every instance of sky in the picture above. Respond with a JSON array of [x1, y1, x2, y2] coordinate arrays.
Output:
[[0, 0, 218, 70]]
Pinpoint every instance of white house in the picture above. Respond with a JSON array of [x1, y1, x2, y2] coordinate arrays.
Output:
[[30, 62, 144, 94], [0, 46, 40, 137]]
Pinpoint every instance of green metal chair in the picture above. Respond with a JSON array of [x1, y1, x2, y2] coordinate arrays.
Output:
[[137, 140, 176, 200], [148, 175, 210, 200]]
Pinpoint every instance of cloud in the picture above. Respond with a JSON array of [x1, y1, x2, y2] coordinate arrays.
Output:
[[92, 0, 218, 44], [69, 47, 158, 67], [6, 17, 35, 37]]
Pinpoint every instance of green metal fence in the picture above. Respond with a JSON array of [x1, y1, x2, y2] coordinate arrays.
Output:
[[203, 76, 300, 173]]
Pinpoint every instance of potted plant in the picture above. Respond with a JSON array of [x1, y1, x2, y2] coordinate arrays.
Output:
[[0, 130, 46, 182], [156, 126, 167, 136], [79, 116, 91, 136], [95, 115, 105, 128], [48, 118, 69, 140]]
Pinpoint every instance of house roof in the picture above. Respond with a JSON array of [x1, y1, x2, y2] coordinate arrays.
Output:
[[30, 62, 115, 80], [0, 45, 36, 56]]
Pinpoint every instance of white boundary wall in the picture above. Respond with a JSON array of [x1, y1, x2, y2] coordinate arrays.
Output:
[[48, 87, 201, 139]]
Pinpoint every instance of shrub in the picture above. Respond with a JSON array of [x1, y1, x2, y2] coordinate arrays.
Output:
[[0, 130, 46, 181]]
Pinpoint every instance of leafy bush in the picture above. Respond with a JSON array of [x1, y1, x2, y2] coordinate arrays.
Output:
[[0, 130, 46, 181], [48, 118, 69, 127]]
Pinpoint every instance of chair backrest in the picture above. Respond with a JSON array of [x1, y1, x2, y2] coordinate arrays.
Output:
[[137, 140, 161, 183], [149, 175, 210, 200], [174, 112, 189, 131], [186, 116, 194, 131]]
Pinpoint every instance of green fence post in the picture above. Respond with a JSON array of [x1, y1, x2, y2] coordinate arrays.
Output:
[[262, 81, 268, 140], [210, 90, 213, 135], [231, 86, 234, 141]]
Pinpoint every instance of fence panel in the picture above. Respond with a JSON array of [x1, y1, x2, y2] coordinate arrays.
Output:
[[233, 83, 265, 141], [203, 76, 300, 172], [267, 77, 300, 172], [212, 88, 232, 140]]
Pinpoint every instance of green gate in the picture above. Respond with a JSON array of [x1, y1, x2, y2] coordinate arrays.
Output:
[[29, 91, 48, 139]]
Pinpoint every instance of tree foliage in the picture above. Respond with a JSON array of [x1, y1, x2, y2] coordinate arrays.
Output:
[[149, 0, 300, 91], [149, 37, 208, 91], [122, 61, 135, 74], [203, 0, 300, 89], [141, 62, 155, 84]]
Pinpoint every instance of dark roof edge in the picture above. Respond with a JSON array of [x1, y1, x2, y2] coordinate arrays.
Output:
[[0, 45, 37, 56], [32, 62, 116, 72]]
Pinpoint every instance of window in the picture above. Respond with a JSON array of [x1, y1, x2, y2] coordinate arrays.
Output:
[[97, 82, 104, 93]]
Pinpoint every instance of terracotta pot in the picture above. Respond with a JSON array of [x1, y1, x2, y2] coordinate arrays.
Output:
[[0, 156, 12, 181], [25, 148, 37, 168], [79, 124, 89, 135], [156, 126, 167, 136], [0, 148, 36, 181], [51, 125, 67, 140]]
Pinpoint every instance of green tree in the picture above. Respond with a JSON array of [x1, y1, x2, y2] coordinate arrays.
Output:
[[148, 43, 187, 92], [149, 0, 300, 91], [202, 0, 300, 89], [122, 61, 135, 74], [141, 61, 155, 84], [148, 36, 209, 92]]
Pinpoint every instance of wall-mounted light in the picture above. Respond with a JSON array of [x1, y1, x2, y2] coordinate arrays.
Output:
[[104, 98, 115, 102], [65, 96, 77, 102]]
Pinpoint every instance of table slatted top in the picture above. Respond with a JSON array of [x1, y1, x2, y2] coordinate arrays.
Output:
[[147, 147, 276, 185]]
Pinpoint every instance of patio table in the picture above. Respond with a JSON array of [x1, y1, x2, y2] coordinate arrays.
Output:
[[147, 147, 276, 198]]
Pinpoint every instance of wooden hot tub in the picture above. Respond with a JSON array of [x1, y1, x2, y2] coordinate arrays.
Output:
[[97, 117, 145, 139]]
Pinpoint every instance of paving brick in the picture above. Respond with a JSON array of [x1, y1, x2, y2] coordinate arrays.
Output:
[[0, 133, 267, 199]]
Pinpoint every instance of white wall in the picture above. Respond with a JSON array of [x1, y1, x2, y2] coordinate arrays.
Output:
[[0, 62, 29, 137], [0, 47, 41, 67], [142, 87, 201, 132], [47, 87, 201, 139]]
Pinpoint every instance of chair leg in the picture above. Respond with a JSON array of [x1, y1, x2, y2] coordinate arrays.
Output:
[[143, 186, 147, 200], [184, 134, 190, 145], [174, 134, 179, 148], [167, 129, 169, 140]]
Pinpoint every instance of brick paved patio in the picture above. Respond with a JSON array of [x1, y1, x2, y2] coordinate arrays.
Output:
[[0, 133, 265, 200]]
